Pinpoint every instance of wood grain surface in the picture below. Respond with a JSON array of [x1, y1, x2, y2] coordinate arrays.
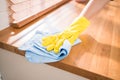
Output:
[[0, 1, 120, 80]]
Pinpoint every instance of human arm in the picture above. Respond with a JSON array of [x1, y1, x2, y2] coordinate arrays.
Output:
[[42, 0, 110, 53], [73, 0, 110, 22]]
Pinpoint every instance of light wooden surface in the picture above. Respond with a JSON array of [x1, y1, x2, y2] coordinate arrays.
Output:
[[0, 1, 120, 80]]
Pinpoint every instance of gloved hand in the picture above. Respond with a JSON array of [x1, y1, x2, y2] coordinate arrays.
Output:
[[42, 17, 90, 53]]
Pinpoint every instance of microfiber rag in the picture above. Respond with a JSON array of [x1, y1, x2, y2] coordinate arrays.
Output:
[[19, 31, 81, 63]]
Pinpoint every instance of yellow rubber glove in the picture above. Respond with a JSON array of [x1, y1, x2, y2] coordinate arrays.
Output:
[[42, 17, 90, 53]]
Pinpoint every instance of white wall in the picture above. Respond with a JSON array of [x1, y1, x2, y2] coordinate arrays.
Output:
[[0, 0, 9, 30], [0, 0, 89, 80], [0, 49, 89, 80]]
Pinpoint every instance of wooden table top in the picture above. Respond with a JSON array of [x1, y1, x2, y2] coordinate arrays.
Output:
[[0, 1, 120, 80]]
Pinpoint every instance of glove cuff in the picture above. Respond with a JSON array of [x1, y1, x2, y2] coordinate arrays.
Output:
[[71, 16, 90, 28]]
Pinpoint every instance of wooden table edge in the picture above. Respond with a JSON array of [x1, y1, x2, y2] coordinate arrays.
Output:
[[0, 41, 113, 80]]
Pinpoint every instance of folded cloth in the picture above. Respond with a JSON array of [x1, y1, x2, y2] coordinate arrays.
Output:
[[19, 31, 81, 63]]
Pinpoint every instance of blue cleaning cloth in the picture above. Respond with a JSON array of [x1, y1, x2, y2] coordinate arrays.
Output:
[[19, 31, 81, 63]]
